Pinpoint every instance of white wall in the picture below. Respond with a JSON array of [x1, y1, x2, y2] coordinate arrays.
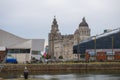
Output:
[[0, 29, 45, 63], [11, 53, 30, 63], [0, 29, 27, 47]]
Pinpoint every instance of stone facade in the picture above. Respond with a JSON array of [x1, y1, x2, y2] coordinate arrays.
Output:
[[48, 17, 91, 60]]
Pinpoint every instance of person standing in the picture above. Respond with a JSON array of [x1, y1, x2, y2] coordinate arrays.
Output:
[[24, 66, 29, 79]]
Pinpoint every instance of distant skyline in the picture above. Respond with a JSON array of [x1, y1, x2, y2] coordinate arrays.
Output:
[[0, 0, 120, 45]]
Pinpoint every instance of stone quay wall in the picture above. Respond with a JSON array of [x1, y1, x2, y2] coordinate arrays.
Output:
[[2, 63, 120, 72]]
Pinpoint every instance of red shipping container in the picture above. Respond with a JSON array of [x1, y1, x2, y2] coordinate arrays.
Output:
[[96, 52, 107, 62], [114, 51, 120, 61], [85, 52, 90, 61]]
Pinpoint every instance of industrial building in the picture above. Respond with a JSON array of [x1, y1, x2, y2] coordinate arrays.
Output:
[[0, 29, 45, 63], [73, 28, 120, 61]]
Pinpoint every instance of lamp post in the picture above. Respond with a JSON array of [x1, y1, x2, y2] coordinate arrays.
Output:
[[111, 36, 114, 60], [94, 36, 96, 61]]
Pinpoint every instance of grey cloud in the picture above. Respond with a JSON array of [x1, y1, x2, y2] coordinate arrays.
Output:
[[0, 0, 120, 43]]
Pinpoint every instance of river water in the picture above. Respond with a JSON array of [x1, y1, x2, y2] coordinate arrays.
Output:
[[30, 74, 120, 80], [0, 71, 120, 80]]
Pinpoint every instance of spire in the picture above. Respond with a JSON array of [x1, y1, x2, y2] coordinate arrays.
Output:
[[51, 16, 59, 33], [82, 17, 86, 22], [54, 15, 56, 18], [79, 17, 88, 27], [52, 16, 57, 25]]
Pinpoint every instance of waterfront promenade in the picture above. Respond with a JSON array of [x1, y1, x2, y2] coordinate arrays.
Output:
[[1, 62, 120, 72]]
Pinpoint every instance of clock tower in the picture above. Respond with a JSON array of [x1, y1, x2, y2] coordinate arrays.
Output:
[[48, 16, 61, 59]]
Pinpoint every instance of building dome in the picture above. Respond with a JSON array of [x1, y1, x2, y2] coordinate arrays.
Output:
[[79, 17, 88, 27]]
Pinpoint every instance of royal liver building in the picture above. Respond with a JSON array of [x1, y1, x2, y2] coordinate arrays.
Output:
[[48, 17, 90, 60]]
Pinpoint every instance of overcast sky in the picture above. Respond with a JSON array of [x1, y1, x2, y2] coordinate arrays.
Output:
[[0, 0, 120, 45]]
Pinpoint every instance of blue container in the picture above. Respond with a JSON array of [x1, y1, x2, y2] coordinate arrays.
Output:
[[6, 58, 17, 63]]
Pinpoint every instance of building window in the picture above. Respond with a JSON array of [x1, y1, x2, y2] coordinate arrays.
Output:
[[14, 49, 20, 53], [107, 51, 114, 55], [7, 49, 30, 53], [20, 49, 30, 53]]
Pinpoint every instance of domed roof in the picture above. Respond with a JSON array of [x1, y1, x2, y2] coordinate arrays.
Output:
[[79, 17, 88, 27]]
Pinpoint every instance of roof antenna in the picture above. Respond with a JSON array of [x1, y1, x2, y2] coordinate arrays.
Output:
[[54, 15, 56, 19]]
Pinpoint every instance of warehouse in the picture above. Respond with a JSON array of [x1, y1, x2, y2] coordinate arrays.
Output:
[[73, 28, 120, 61], [0, 29, 45, 63]]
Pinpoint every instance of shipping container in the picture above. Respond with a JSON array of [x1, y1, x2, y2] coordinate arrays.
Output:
[[96, 52, 107, 62], [85, 52, 90, 61], [114, 51, 120, 61]]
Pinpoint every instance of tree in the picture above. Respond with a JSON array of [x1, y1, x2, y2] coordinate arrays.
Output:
[[59, 55, 63, 59], [46, 54, 51, 59]]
